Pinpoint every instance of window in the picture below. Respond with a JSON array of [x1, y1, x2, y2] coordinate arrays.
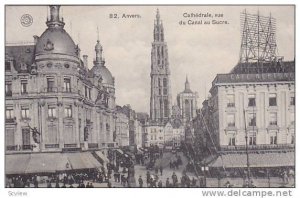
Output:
[[158, 78, 161, 87], [270, 134, 277, 145], [163, 78, 167, 87], [47, 78, 55, 92], [5, 82, 12, 96], [5, 61, 11, 71], [22, 128, 31, 146], [164, 99, 169, 117], [21, 80, 28, 94], [6, 107, 14, 120], [64, 78, 71, 92], [228, 135, 236, 146], [248, 113, 256, 127], [227, 114, 235, 127], [249, 135, 256, 145], [290, 96, 295, 106], [48, 106, 56, 118], [88, 88, 92, 99], [227, 94, 235, 107], [85, 86, 88, 98], [159, 88, 161, 95], [21, 107, 30, 119], [248, 95, 256, 107], [269, 112, 277, 126], [106, 123, 110, 132], [269, 93, 277, 106], [64, 105, 72, 118], [163, 88, 167, 95]]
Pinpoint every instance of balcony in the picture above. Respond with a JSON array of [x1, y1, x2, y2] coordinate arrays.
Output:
[[220, 144, 295, 151], [227, 103, 235, 108], [227, 123, 235, 127], [6, 145, 18, 151], [22, 145, 34, 150], [269, 121, 277, 126], [5, 117, 16, 124], [88, 143, 99, 149], [64, 143, 77, 148], [5, 90, 12, 97], [45, 144, 59, 149]]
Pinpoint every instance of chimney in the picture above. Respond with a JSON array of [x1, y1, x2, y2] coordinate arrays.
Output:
[[83, 55, 88, 68], [33, 35, 39, 45]]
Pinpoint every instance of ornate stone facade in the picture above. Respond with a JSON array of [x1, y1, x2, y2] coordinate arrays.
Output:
[[5, 5, 117, 153]]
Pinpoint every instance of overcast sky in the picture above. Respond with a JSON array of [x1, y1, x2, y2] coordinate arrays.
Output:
[[6, 5, 294, 113]]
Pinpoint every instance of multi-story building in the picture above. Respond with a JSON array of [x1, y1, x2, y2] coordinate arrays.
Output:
[[5, 5, 117, 175], [192, 61, 295, 171], [210, 61, 295, 149], [115, 111, 129, 147]]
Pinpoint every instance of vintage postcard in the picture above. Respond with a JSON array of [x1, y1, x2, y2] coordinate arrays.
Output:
[[4, 4, 295, 191]]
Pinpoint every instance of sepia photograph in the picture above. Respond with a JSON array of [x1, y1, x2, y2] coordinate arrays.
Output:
[[4, 4, 295, 191]]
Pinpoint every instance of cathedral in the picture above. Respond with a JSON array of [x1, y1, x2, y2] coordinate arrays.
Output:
[[146, 10, 198, 148]]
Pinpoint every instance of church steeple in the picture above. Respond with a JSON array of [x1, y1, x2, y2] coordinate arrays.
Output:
[[185, 75, 191, 92], [154, 9, 164, 42], [150, 9, 172, 124], [46, 5, 65, 28]]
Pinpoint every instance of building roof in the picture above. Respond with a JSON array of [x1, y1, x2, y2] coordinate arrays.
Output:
[[6, 45, 35, 72], [35, 27, 78, 58]]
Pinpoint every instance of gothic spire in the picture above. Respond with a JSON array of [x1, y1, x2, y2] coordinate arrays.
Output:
[[154, 8, 164, 42], [184, 75, 192, 93]]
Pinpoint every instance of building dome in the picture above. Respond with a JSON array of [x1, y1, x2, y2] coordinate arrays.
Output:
[[91, 65, 114, 86], [35, 28, 77, 57]]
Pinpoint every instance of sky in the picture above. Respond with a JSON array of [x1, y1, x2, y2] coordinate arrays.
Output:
[[5, 5, 294, 113]]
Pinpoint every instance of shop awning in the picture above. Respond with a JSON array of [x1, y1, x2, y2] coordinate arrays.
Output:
[[6, 154, 31, 175], [209, 151, 295, 168], [25, 153, 69, 174], [94, 151, 110, 164], [66, 152, 102, 170], [5, 152, 102, 175]]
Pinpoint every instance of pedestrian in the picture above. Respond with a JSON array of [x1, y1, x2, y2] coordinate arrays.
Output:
[[107, 180, 112, 188], [138, 176, 143, 188], [172, 172, 177, 185], [146, 171, 150, 186], [47, 180, 52, 188], [55, 180, 60, 188], [90, 182, 94, 188], [159, 166, 163, 176], [155, 167, 159, 175], [166, 178, 170, 188], [158, 180, 162, 188]]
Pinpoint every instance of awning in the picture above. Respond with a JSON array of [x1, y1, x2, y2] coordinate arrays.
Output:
[[25, 153, 69, 174], [209, 151, 295, 168], [5, 152, 102, 175], [6, 154, 31, 175], [115, 149, 124, 155], [94, 151, 110, 164], [66, 152, 102, 170]]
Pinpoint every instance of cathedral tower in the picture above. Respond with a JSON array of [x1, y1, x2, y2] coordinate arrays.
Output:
[[150, 9, 172, 124]]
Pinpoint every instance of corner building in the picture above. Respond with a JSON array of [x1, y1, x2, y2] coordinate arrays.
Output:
[[5, 6, 116, 174]]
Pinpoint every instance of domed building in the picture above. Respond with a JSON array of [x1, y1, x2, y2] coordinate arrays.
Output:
[[5, 5, 117, 177]]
